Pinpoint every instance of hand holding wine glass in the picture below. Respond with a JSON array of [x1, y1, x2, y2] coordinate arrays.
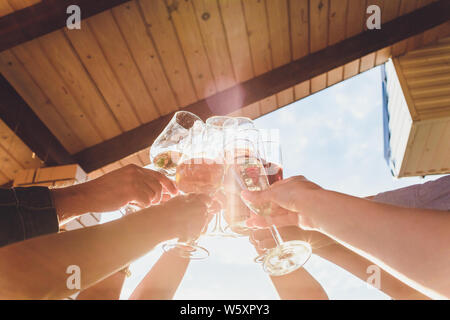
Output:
[[69, 164, 177, 215], [241, 175, 323, 231], [162, 193, 213, 241], [120, 111, 202, 215], [225, 135, 312, 276], [245, 205, 300, 230], [249, 227, 336, 254]]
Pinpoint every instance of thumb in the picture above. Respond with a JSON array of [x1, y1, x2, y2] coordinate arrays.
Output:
[[241, 189, 272, 204], [242, 185, 298, 213]]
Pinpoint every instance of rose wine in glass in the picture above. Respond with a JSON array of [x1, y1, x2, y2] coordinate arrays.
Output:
[[162, 126, 225, 260], [202, 116, 243, 238], [176, 160, 225, 195]]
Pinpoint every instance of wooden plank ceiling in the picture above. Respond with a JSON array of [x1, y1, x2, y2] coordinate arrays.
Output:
[[0, 0, 449, 183], [0, 0, 41, 13]]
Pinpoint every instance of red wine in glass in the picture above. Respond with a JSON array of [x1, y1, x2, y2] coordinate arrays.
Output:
[[264, 162, 283, 185]]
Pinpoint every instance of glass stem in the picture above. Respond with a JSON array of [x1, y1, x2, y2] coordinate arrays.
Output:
[[216, 210, 227, 233], [269, 225, 284, 247], [212, 211, 221, 232]]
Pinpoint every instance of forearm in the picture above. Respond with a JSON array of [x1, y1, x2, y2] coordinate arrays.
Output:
[[270, 269, 328, 300], [129, 251, 190, 300], [306, 189, 450, 298], [315, 244, 429, 300], [0, 206, 175, 300], [76, 270, 127, 300], [52, 183, 97, 224]]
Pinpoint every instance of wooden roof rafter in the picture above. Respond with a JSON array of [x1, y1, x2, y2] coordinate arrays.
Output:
[[0, 0, 449, 179], [0, 73, 75, 167], [74, 0, 450, 172], [0, 0, 134, 52]]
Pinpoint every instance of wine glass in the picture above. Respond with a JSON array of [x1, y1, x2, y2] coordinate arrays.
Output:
[[162, 125, 226, 259], [150, 111, 203, 177], [225, 136, 312, 276], [223, 116, 256, 132], [203, 116, 241, 238], [221, 120, 261, 237], [220, 118, 260, 236], [253, 139, 301, 265], [120, 111, 203, 215]]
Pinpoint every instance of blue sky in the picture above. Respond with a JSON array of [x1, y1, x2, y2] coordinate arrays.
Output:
[[117, 66, 442, 300], [256, 66, 440, 197]]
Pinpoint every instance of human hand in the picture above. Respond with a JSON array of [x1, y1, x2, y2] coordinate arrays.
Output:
[[245, 205, 299, 230], [249, 226, 335, 254], [241, 175, 323, 230], [88, 164, 178, 209], [53, 165, 178, 220], [161, 193, 212, 240], [220, 190, 298, 232]]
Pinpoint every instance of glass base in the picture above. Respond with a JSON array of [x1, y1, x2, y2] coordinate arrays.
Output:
[[162, 242, 209, 260], [119, 203, 141, 216], [207, 231, 237, 238], [262, 240, 312, 276], [254, 253, 266, 264]]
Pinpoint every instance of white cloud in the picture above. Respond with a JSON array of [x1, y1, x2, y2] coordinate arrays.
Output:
[[334, 92, 375, 120]]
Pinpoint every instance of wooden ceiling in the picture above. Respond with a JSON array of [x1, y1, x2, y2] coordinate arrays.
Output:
[[0, 0, 449, 183], [0, 0, 40, 13]]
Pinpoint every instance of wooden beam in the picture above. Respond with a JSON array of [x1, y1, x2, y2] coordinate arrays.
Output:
[[0, 0, 132, 53], [74, 0, 450, 172], [74, 103, 212, 173], [0, 74, 75, 167]]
